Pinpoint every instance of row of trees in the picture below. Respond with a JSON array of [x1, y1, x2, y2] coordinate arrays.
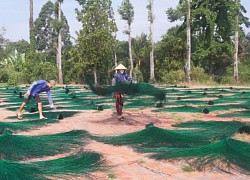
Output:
[[0, 0, 250, 86]]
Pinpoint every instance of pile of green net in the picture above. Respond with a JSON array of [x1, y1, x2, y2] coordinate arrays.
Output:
[[0, 130, 90, 160], [88, 82, 166, 101], [96, 121, 250, 173], [0, 86, 106, 179], [0, 152, 104, 180]]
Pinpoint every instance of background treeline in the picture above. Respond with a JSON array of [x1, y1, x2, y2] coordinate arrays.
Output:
[[0, 0, 250, 85]]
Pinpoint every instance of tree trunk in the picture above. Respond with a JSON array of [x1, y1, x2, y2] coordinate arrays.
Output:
[[94, 64, 97, 85], [128, 24, 133, 78], [114, 52, 117, 67], [149, 0, 155, 83], [29, 0, 35, 54], [29, 0, 34, 36], [57, 1, 63, 84], [234, 0, 239, 83], [185, 0, 191, 82]]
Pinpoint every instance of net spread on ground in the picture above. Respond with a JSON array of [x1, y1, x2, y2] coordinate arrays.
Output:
[[0, 84, 249, 178]]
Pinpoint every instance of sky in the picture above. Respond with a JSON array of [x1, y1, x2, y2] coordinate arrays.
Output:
[[0, 0, 250, 43]]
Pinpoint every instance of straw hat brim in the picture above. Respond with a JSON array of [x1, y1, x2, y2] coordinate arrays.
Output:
[[115, 64, 127, 70]]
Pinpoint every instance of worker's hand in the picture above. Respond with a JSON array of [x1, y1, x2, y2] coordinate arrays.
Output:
[[50, 104, 57, 110], [24, 91, 30, 99]]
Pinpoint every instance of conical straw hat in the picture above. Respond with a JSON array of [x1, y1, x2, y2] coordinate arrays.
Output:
[[115, 64, 127, 70]]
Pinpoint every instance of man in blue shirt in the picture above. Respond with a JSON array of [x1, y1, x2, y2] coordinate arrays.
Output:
[[17, 80, 56, 120]]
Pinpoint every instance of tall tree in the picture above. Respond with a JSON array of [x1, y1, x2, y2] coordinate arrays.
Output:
[[29, 0, 35, 55], [234, 0, 239, 82], [75, 0, 117, 84], [147, 0, 155, 82], [0, 27, 9, 61], [233, 0, 250, 82], [167, 0, 250, 79], [34, 0, 72, 85], [34, 1, 71, 54], [56, 0, 63, 84], [34, 1, 55, 52], [118, 0, 134, 77], [186, 0, 191, 82], [167, 0, 191, 81]]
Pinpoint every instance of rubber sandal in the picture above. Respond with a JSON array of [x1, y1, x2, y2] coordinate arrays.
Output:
[[40, 117, 48, 120], [17, 114, 22, 120], [117, 116, 124, 121]]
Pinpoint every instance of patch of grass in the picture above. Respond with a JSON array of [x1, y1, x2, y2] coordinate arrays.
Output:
[[107, 173, 117, 179], [194, 113, 203, 119], [233, 133, 250, 143], [171, 113, 185, 124], [232, 118, 243, 122], [0, 83, 8, 87], [156, 112, 168, 118], [181, 165, 193, 172], [137, 159, 146, 164]]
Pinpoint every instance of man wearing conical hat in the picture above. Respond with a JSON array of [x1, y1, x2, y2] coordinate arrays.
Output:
[[113, 64, 132, 120]]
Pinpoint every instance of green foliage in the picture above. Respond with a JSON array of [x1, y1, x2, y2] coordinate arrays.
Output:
[[116, 40, 129, 62], [34, 1, 72, 53], [166, 1, 186, 22], [74, 0, 117, 84], [181, 165, 193, 172], [132, 34, 150, 82], [34, 1, 55, 52], [154, 26, 186, 83], [165, 0, 250, 83], [0, 48, 57, 85], [0, 69, 8, 83], [133, 65, 143, 82], [191, 66, 215, 84], [160, 70, 185, 84], [5, 40, 30, 55], [1, 0, 250, 85], [118, 0, 134, 25], [221, 62, 250, 85], [63, 60, 86, 84]]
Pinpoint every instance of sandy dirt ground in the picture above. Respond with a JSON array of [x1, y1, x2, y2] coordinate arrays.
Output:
[[0, 91, 250, 180]]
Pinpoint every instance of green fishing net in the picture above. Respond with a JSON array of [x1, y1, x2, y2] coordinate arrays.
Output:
[[140, 138, 250, 173], [1, 85, 250, 175], [0, 130, 90, 161], [95, 122, 250, 173], [0, 120, 58, 133], [88, 82, 166, 101], [0, 151, 104, 180]]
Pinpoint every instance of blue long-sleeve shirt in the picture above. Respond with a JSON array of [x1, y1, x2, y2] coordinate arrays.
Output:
[[114, 73, 132, 84], [28, 80, 53, 106]]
